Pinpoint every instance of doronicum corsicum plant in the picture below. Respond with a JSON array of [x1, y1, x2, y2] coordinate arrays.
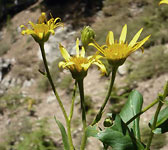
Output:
[[20, 1, 168, 149]]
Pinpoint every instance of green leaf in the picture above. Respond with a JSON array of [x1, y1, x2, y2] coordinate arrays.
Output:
[[86, 125, 98, 138], [149, 106, 168, 134], [54, 116, 70, 150], [119, 90, 143, 140], [88, 115, 145, 150], [96, 115, 141, 150]]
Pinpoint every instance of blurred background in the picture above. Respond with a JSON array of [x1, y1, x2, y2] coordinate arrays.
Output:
[[0, 0, 168, 149]]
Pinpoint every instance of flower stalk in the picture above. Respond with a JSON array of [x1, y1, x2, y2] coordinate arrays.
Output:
[[91, 66, 118, 126], [77, 79, 87, 150], [69, 81, 77, 122], [39, 42, 74, 150]]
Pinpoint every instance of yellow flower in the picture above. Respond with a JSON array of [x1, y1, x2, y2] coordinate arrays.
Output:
[[59, 38, 107, 80], [159, 0, 168, 5], [20, 12, 63, 44], [89, 24, 150, 67]]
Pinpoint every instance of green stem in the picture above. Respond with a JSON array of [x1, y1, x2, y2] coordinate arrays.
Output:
[[126, 98, 159, 125], [69, 81, 77, 122], [77, 79, 87, 150], [39, 43, 74, 150], [91, 66, 118, 126], [145, 101, 163, 150], [145, 81, 168, 150]]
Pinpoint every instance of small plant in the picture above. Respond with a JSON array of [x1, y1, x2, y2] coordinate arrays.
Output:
[[0, 87, 23, 111], [0, 118, 58, 150], [15, 119, 57, 150], [19, 7, 168, 150]]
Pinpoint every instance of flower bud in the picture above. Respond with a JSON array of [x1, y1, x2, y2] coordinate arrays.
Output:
[[81, 26, 95, 48], [103, 118, 113, 127]]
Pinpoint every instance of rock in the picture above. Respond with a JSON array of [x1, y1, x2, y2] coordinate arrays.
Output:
[[118, 64, 128, 76], [0, 58, 15, 95], [0, 58, 13, 81], [22, 79, 34, 88], [47, 93, 56, 103]]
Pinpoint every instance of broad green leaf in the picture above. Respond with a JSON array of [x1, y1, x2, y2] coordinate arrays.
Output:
[[119, 90, 143, 140], [149, 106, 168, 134], [88, 115, 145, 150], [96, 115, 139, 150], [54, 116, 70, 150]]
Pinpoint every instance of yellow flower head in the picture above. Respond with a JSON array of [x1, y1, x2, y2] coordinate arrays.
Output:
[[59, 38, 107, 80], [159, 0, 168, 5], [89, 24, 150, 67], [20, 12, 63, 44]]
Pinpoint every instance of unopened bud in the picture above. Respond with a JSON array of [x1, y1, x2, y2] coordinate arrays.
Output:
[[103, 118, 113, 127], [81, 26, 95, 48]]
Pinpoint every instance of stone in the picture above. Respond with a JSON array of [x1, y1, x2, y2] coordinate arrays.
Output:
[[118, 64, 128, 76]]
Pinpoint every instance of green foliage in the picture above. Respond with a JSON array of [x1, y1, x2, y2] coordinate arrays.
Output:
[[149, 106, 168, 134], [0, 87, 24, 111], [54, 116, 70, 150], [141, 127, 166, 150], [87, 115, 144, 150], [128, 45, 168, 81], [15, 118, 57, 150], [120, 90, 143, 140], [0, 118, 58, 150], [0, 117, 33, 150]]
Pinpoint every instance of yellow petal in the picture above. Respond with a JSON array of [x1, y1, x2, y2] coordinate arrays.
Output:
[[119, 24, 127, 44], [54, 17, 61, 23], [159, 0, 168, 5], [76, 38, 80, 57], [129, 28, 143, 47], [89, 40, 104, 54], [29, 21, 35, 29], [93, 61, 107, 75], [81, 63, 91, 71], [20, 25, 27, 29], [132, 35, 151, 53], [59, 44, 70, 61], [64, 61, 74, 67], [58, 61, 66, 68], [80, 46, 85, 57], [106, 31, 114, 46], [94, 54, 103, 60], [49, 29, 55, 35]]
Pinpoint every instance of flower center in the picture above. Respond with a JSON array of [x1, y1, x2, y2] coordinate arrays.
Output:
[[69, 57, 89, 72], [70, 57, 88, 64], [104, 43, 132, 60], [33, 24, 49, 34]]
